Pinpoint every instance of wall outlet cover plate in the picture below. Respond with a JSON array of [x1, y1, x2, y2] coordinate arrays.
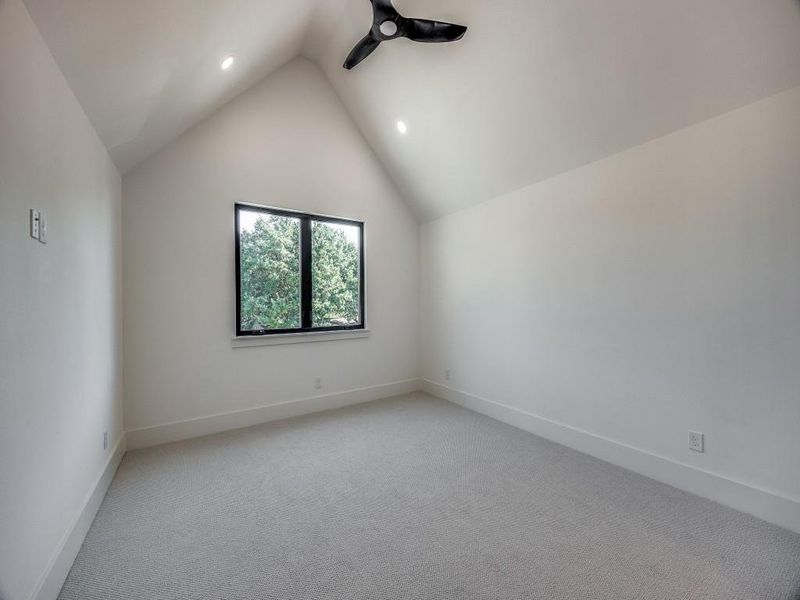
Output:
[[689, 431, 705, 453]]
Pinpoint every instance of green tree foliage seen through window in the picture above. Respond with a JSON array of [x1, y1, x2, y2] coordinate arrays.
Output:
[[239, 214, 301, 330], [239, 211, 361, 331], [312, 221, 360, 327]]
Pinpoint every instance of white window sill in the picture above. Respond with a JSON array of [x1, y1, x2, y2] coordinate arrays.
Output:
[[232, 329, 370, 348]]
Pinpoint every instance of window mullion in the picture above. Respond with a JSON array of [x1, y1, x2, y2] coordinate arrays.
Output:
[[300, 217, 312, 329]]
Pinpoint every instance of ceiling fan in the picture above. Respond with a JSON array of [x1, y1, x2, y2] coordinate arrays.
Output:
[[343, 0, 468, 70]]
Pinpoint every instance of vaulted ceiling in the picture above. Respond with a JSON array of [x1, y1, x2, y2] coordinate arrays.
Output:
[[24, 0, 800, 220]]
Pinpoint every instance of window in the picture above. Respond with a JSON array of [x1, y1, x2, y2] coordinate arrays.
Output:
[[235, 203, 364, 336]]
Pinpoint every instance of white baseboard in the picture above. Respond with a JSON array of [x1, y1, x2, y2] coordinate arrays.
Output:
[[421, 379, 800, 534], [31, 434, 126, 600], [127, 379, 421, 450]]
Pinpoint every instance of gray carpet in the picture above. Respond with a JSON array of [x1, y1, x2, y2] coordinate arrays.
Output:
[[60, 393, 800, 600]]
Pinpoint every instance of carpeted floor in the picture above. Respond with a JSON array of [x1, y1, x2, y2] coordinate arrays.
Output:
[[60, 393, 800, 600]]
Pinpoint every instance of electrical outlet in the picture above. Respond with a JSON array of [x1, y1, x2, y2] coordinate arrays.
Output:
[[314, 377, 322, 390], [30, 209, 40, 239], [445, 369, 451, 381], [103, 431, 109, 450], [688, 431, 704, 453]]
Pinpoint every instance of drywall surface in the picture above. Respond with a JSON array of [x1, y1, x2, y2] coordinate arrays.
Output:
[[420, 86, 800, 506], [0, 1, 123, 598], [122, 58, 418, 431]]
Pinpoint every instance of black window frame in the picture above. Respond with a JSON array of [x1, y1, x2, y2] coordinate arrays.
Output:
[[234, 202, 366, 337]]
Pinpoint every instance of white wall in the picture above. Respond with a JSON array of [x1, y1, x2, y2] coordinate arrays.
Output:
[[0, 0, 123, 598], [122, 58, 418, 433], [420, 87, 800, 510]]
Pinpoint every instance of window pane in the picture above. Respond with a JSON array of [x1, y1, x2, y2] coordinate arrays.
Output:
[[239, 209, 301, 331], [312, 220, 361, 327]]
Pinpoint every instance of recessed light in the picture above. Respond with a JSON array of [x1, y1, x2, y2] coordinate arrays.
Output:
[[396, 120, 408, 134], [221, 56, 235, 71]]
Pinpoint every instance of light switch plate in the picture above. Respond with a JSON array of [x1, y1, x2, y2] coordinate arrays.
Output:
[[30, 209, 40, 239]]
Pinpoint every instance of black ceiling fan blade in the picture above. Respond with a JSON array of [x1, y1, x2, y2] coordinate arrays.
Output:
[[370, 0, 398, 16], [343, 33, 382, 70], [403, 19, 467, 43]]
